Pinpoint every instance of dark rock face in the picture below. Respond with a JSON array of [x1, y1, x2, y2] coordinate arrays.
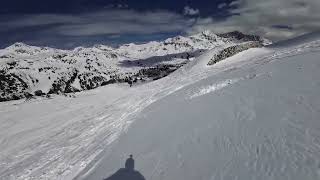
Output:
[[134, 63, 184, 81], [218, 31, 262, 42], [78, 73, 107, 91], [0, 69, 28, 101], [207, 42, 262, 66], [48, 70, 80, 94], [34, 90, 45, 96]]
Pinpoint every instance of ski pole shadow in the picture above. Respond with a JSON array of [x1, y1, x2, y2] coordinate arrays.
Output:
[[104, 155, 146, 180]]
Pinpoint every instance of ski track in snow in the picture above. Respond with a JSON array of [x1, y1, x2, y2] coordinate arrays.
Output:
[[187, 78, 241, 99], [0, 39, 320, 179], [187, 73, 266, 99]]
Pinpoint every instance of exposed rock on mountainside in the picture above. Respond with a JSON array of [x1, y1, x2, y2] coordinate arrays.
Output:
[[0, 31, 269, 102], [0, 69, 28, 101], [218, 31, 272, 45], [207, 42, 262, 65]]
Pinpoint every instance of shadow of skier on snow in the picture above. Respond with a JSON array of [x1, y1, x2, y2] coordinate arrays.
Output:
[[104, 155, 146, 180]]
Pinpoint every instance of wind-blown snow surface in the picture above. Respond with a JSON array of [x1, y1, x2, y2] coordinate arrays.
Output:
[[0, 34, 320, 180]]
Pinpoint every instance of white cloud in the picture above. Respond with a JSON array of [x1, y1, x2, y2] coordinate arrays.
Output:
[[218, 3, 227, 9], [189, 0, 320, 41], [229, 0, 241, 7], [183, 6, 200, 16]]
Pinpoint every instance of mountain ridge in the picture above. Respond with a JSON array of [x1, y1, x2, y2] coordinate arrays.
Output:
[[0, 30, 270, 102]]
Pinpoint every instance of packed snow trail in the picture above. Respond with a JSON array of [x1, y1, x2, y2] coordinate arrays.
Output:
[[0, 34, 320, 179], [82, 37, 320, 180]]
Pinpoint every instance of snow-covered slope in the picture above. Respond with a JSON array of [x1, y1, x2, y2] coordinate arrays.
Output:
[[1, 32, 319, 180], [0, 31, 267, 102], [81, 34, 320, 180]]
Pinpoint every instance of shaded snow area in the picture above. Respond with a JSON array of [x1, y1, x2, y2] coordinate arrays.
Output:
[[1, 33, 320, 180]]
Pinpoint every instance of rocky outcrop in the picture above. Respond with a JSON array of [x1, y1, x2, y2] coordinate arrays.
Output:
[[48, 70, 80, 94], [207, 42, 262, 66], [133, 63, 185, 81], [0, 69, 28, 101]]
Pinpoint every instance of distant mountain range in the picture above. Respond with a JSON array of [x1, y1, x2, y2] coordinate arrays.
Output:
[[0, 31, 271, 102]]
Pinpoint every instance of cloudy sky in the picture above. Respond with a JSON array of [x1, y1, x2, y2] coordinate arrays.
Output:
[[0, 0, 319, 48]]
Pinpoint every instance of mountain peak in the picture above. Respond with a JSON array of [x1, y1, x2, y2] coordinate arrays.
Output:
[[201, 30, 217, 36], [8, 42, 29, 49]]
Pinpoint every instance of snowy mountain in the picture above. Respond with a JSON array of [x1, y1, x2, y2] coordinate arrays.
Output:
[[0, 31, 269, 102], [0, 31, 320, 180]]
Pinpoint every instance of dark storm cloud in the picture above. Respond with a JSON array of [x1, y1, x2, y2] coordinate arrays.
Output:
[[0, 9, 197, 48], [0, 0, 235, 16], [1, 10, 195, 36]]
